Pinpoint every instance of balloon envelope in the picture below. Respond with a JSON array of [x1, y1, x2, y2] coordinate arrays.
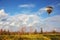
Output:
[[46, 6, 53, 14]]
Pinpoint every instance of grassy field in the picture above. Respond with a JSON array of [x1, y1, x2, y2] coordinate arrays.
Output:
[[0, 34, 60, 40]]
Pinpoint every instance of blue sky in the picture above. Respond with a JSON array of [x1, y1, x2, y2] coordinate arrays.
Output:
[[0, 0, 60, 32], [0, 0, 60, 16]]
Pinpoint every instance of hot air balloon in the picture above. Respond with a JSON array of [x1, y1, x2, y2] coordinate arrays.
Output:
[[46, 6, 53, 14]]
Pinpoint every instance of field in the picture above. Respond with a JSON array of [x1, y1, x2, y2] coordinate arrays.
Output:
[[0, 34, 60, 40]]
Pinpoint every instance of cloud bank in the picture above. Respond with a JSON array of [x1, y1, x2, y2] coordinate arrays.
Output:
[[0, 9, 60, 32]]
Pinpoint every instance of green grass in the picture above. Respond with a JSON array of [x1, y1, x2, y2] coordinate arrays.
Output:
[[0, 34, 60, 40]]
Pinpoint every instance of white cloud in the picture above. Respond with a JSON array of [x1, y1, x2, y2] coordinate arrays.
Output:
[[43, 15, 60, 32], [39, 7, 47, 11], [0, 9, 8, 21], [0, 9, 8, 17], [34, 7, 47, 16], [44, 15, 60, 22], [18, 4, 35, 8]]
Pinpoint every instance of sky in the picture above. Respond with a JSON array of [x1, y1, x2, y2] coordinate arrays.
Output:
[[0, 0, 60, 32]]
